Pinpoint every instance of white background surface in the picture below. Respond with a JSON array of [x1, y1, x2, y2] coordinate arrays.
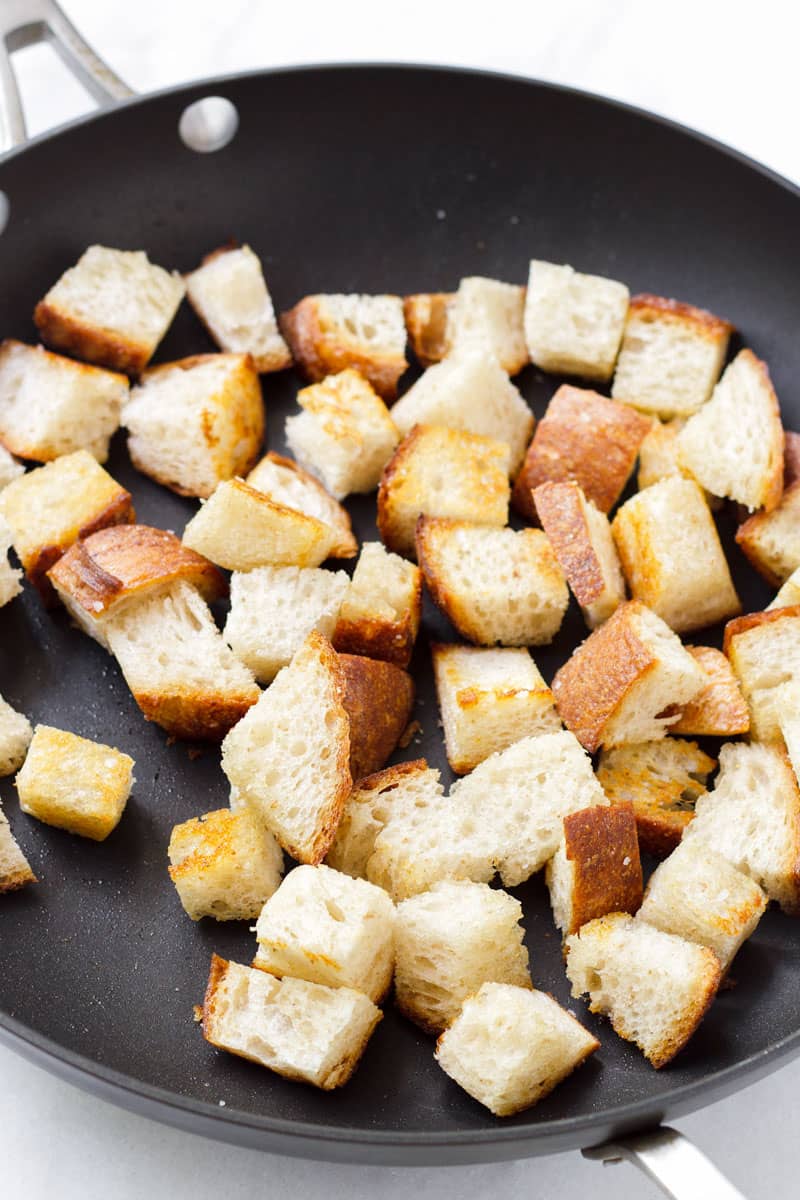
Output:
[[3, 1, 800, 1196]]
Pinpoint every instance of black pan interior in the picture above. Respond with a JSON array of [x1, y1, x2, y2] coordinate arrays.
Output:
[[1, 65, 800, 1165]]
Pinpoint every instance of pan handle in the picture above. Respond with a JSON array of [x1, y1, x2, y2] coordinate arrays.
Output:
[[0, 0, 133, 154], [583, 1126, 747, 1200]]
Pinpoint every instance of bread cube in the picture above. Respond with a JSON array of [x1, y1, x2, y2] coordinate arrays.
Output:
[[677, 349, 784, 513], [776, 682, 800, 784], [638, 417, 683, 490], [524, 260, 629, 382], [552, 601, 706, 752], [49, 524, 227, 650], [280, 293, 407, 400], [436, 983, 599, 1116], [390, 353, 533, 474], [0, 450, 134, 601], [534, 481, 625, 629], [224, 565, 349, 684], [377, 425, 510, 559], [253, 864, 394, 1002], [432, 643, 560, 774], [339, 653, 415, 781], [0, 517, 22, 608], [724, 607, 800, 741], [0, 802, 36, 893], [285, 369, 399, 499], [246, 451, 357, 558], [122, 353, 264, 499], [0, 695, 32, 775], [105, 580, 259, 741], [182, 479, 336, 571], [611, 477, 740, 633], [222, 631, 351, 863], [185, 243, 291, 372], [202, 955, 382, 1090], [511, 385, 651, 522], [612, 294, 732, 418], [736, 481, 800, 586], [332, 541, 422, 667], [547, 805, 643, 938], [596, 738, 715, 857], [168, 808, 284, 920], [403, 292, 455, 366], [667, 645, 750, 737], [565, 913, 721, 1068], [448, 276, 528, 374], [0, 339, 128, 463], [416, 518, 569, 646], [16, 725, 134, 841], [770, 568, 800, 609], [0, 444, 23, 490], [638, 839, 766, 973]]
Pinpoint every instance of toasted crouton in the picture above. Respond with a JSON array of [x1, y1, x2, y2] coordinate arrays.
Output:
[[185, 243, 291, 372], [635, 417, 720, 507], [246, 451, 357, 558], [403, 292, 455, 366], [389, 353, 533, 474], [724, 607, 800, 741], [202, 955, 381, 1090], [0, 802, 36, 893], [511, 385, 651, 521], [432, 643, 560, 774], [770, 569, 800, 609], [378, 425, 510, 559], [333, 541, 422, 667], [546, 805, 643, 938], [596, 738, 715, 857], [784, 431, 800, 485], [221, 632, 351, 864], [279, 294, 407, 400], [436, 983, 599, 1116], [0, 695, 32, 776], [338, 653, 415, 781], [677, 349, 784, 513], [736, 481, 800, 586], [776, 682, 800, 783], [0, 518, 22, 608], [416, 518, 569, 646], [534, 481, 625, 628], [122, 353, 264, 499], [524, 261, 629, 382], [395, 881, 531, 1033], [611, 477, 740, 633], [253, 864, 395, 1002], [552, 601, 706, 752], [612, 294, 732, 418], [0, 445, 23, 490], [667, 646, 750, 737], [168, 808, 284, 921], [0, 450, 134, 602], [448, 277, 528, 374], [565, 913, 721, 1068], [285, 369, 399, 499]]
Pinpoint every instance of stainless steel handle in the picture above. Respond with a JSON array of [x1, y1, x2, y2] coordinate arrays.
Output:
[[583, 1126, 748, 1200], [0, 0, 133, 153]]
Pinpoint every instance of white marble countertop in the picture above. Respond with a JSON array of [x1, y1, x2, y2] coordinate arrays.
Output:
[[3, 2, 800, 1196]]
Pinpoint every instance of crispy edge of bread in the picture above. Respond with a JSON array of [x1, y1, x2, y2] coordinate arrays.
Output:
[[723, 604, 800, 656], [667, 645, 750, 736], [735, 480, 800, 587], [252, 451, 358, 558], [627, 293, 734, 339], [533, 480, 618, 610], [33, 301, 154, 376], [28, 489, 136, 605], [556, 805, 643, 936], [403, 293, 455, 366], [338, 652, 415, 781]]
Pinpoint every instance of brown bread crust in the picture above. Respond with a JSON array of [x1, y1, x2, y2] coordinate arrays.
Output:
[[784, 430, 800, 487], [668, 646, 750, 736], [723, 604, 800, 656], [533, 480, 606, 605], [338, 653, 415, 781], [29, 489, 135, 606], [403, 293, 455, 366], [34, 300, 153, 376], [132, 688, 258, 743], [627, 293, 734, 340], [561, 805, 643, 934], [735, 480, 800, 587]]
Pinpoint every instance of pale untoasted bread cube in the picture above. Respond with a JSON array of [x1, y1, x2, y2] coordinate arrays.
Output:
[[0, 339, 128, 463], [448, 276, 528, 374], [378, 425, 510, 559], [285, 369, 399, 499], [253, 864, 394, 1002], [202, 955, 381, 1090], [183, 479, 336, 571], [668, 646, 750, 737], [512, 385, 651, 521], [683, 741, 800, 912], [403, 292, 455, 366], [338, 653, 415, 781], [222, 632, 351, 863], [0, 695, 32, 775], [0, 802, 36, 893], [612, 294, 732, 419], [0, 444, 23, 490], [436, 983, 599, 1116], [0, 450, 134, 601], [432, 643, 560, 773], [611, 477, 740, 633], [524, 261, 629, 382], [395, 881, 530, 1033], [769, 567, 800, 609], [246, 451, 357, 558], [168, 808, 284, 921], [677, 349, 784, 513], [185, 243, 291, 372], [224, 565, 349, 684], [552, 601, 706, 752], [724, 608, 800, 741], [0, 517, 21, 608], [389, 353, 532, 474], [534, 481, 625, 629], [105, 580, 259, 741], [333, 541, 422, 667], [547, 805, 643, 938], [16, 725, 133, 841], [122, 353, 264, 499], [736, 481, 800, 586], [417, 518, 568, 646], [280, 293, 407, 400], [597, 738, 715, 857], [638, 839, 766, 973]]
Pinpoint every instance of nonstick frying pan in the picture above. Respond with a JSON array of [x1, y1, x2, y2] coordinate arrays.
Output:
[[0, 3, 798, 1196]]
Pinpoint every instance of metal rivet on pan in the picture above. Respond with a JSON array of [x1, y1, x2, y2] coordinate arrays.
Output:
[[178, 97, 239, 153], [0, 191, 9, 235]]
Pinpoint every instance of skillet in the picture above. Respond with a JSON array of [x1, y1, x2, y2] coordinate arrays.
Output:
[[0, 3, 798, 1194]]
